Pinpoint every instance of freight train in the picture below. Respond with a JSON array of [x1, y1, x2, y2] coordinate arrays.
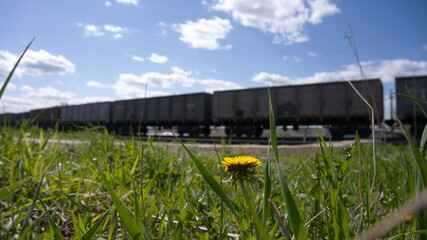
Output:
[[0, 75, 426, 139]]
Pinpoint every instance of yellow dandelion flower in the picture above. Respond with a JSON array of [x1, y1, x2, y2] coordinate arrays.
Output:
[[221, 156, 262, 172], [221, 156, 262, 182]]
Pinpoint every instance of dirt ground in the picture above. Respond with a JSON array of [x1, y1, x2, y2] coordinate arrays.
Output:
[[41, 137, 370, 159], [153, 139, 370, 159]]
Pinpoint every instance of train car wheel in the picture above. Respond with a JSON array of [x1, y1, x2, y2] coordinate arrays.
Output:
[[202, 126, 210, 137], [330, 126, 344, 140], [410, 123, 427, 141], [225, 126, 232, 137], [243, 126, 253, 138], [254, 126, 263, 138], [188, 126, 200, 137], [141, 126, 148, 136], [178, 126, 186, 137], [357, 125, 371, 138], [234, 126, 243, 138]]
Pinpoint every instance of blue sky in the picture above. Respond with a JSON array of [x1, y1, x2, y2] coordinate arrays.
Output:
[[0, 0, 426, 119]]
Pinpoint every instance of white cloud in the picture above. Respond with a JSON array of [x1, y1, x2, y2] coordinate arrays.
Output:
[[86, 80, 108, 88], [282, 55, 289, 60], [104, 24, 128, 39], [148, 53, 169, 64], [66, 96, 113, 105], [77, 23, 105, 37], [0, 82, 17, 91], [158, 22, 168, 36], [293, 56, 301, 62], [209, 0, 339, 45], [56, 80, 64, 85], [360, 59, 427, 83], [0, 49, 75, 77], [77, 23, 130, 39], [113, 67, 196, 98], [114, 79, 170, 98], [113, 66, 244, 98], [307, 51, 317, 57], [423, 44, 427, 51], [105, 1, 112, 6], [252, 59, 427, 86], [252, 72, 293, 85], [113, 34, 123, 39], [200, 79, 242, 92], [0, 95, 43, 113], [20, 85, 76, 100], [104, 24, 125, 33], [172, 17, 233, 50], [132, 56, 144, 62], [0, 93, 114, 113], [116, 0, 139, 5]]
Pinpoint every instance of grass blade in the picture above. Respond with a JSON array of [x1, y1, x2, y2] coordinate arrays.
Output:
[[37, 197, 63, 240], [21, 174, 45, 233], [397, 91, 427, 124], [0, 38, 34, 99], [396, 116, 427, 239], [172, 222, 183, 240], [395, 92, 427, 105], [262, 140, 272, 227], [82, 209, 111, 240], [89, 157, 148, 240], [396, 117, 427, 186], [176, 137, 240, 219], [267, 88, 309, 240], [0, 176, 33, 201]]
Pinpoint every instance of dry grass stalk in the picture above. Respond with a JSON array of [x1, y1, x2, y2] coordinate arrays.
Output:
[[355, 188, 427, 240]]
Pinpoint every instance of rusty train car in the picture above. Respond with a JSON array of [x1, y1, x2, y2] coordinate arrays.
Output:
[[395, 75, 427, 137], [1, 76, 425, 139], [213, 79, 383, 138]]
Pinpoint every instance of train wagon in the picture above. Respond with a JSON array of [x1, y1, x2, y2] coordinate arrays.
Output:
[[212, 79, 383, 138], [30, 107, 60, 128], [60, 101, 112, 129], [112, 93, 212, 136], [395, 75, 427, 136], [0, 112, 29, 126]]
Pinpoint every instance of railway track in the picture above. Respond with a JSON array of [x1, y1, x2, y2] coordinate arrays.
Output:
[[125, 134, 407, 145], [134, 135, 319, 145]]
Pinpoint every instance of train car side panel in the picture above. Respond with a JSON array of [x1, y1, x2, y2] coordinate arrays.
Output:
[[275, 86, 298, 123], [134, 98, 148, 124], [212, 91, 236, 124], [171, 95, 184, 122], [82, 104, 91, 122], [254, 88, 270, 122], [112, 100, 127, 124], [146, 98, 159, 124], [60, 106, 71, 123], [237, 89, 256, 120], [0, 112, 29, 126], [396, 75, 427, 123], [93, 102, 111, 123], [30, 107, 60, 128], [185, 93, 212, 123], [322, 83, 346, 119], [347, 79, 383, 123], [158, 97, 171, 124], [298, 85, 321, 121], [124, 100, 138, 123]]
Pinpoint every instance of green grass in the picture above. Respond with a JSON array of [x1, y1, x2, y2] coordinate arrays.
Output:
[[0, 120, 425, 239]]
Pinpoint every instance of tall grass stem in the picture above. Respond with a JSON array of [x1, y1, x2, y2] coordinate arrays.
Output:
[[347, 80, 377, 191]]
